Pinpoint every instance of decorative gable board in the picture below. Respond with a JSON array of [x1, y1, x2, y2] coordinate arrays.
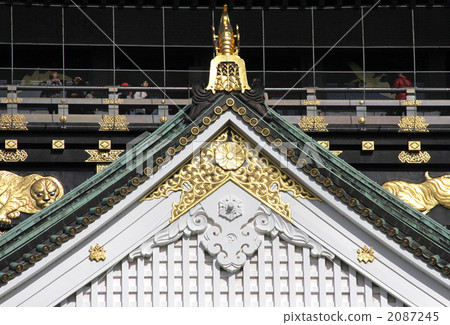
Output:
[[0, 109, 448, 307], [57, 235, 406, 307]]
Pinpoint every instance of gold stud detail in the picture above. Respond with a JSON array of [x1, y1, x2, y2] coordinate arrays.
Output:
[[249, 118, 258, 126], [59, 115, 67, 123], [237, 107, 246, 115], [358, 116, 366, 124], [317, 141, 330, 150], [203, 116, 212, 125], [52, 140, 65, 150], [191, 126, 200, 135], [214, 106, 223, 115], [98, 140, 111, 150], [261, 128, 270, 137], [160, 116, 168, 123], [179, 137, 188, 146], [408, 141, 421, 151], [226, 98, 235, 107], [362, 141, 374, 151], [5, 139, 17, 150]]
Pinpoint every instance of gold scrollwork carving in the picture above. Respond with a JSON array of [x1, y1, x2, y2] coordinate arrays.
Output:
[[0, 150, 28, 162], [89, 244, 106, 262], [0, 171, 64, 224], [0, 114, 28, 130], [357, 245, 374, 263], [103, 98, 124, 105], [382, 172, 450, 214], [401, 100, 422, 106], [140, 128, 320, 223], [1, 98, 23, 104], [99, 115, 129, 131], [85, 150, 124, 163], [398, 151, 430, 164], [398, 116, 428, 132], [298, 116, 328, 132], [301, 99, 321, 106]]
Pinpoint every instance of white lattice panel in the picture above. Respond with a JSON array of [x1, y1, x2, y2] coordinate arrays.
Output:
[[58, 235, 406, 307]]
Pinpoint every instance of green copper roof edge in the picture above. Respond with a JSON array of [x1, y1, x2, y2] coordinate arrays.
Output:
[[0, 105, 194, 259], [259, 101, 449, 250]]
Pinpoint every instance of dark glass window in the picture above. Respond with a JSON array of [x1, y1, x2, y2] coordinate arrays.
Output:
[[65, 7, 113, 45], [264, 10, 312, 46], [364, 7, 412, 46], [13, 5, 62, 44], [0, 5, 11, 43], [165, 8, 212, 46], [314, 8, 362, 47], [115, 8, 163, 45], [414, 8, 450, 46]]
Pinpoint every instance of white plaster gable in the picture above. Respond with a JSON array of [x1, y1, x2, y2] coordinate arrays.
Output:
[[0, 109, 448, 307]]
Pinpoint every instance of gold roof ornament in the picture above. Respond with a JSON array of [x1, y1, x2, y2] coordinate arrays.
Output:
[[206, 5, 251, 94]]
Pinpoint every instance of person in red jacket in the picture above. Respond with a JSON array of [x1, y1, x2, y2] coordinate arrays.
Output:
[[393, 73, 413, 100]]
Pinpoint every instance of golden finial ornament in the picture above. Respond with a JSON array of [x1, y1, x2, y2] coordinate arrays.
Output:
[[206, 5, 251, 94], [59, 115, 67, 123]]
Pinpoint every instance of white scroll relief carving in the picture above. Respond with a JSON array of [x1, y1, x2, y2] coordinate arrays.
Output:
[[252, 205, 335, 260], [128, 206, 208, 261], [129, 202, 334, 271]]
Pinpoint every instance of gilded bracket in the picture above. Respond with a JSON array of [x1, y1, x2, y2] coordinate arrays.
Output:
[[0, 114, 28, 130]]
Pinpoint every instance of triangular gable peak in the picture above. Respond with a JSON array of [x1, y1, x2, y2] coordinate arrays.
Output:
[[0, 94, 448, 306]]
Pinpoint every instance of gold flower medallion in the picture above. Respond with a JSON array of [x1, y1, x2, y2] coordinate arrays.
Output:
[[215, 142, 246, 171]]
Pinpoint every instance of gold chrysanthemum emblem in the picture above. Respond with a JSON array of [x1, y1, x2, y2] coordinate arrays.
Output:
[[215, 142, 246, 170]]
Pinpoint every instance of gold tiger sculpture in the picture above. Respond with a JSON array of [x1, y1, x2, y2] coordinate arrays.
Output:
[[382, 172, 450, 214], [0, 171, 64, 224]]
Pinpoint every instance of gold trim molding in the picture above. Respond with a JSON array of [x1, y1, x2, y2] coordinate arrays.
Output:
[[398, 116, 428, 132], [357, 245, 374, 263], [89, 244, 106, 262], [301, 99, 321, 106], [362, 141, 374, 151], [140, 128, 320, 223], [52, 140, 65, 150], [103, 98, 124, 105], [0, 114, 28, 130], [1, 98, 23, 104], [0, 150, 27, 162], [298, 116, 328, 132], [99, 115, 129, 131], [85, 150, 124, 163], [398, 151, 430, 164], [401, 100, 422, 106]]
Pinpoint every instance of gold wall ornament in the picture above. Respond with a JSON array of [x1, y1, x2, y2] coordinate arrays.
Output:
[[1, 97, 23, 104], [401, 100, 422, 106], [96, 164, 110, 173], [331, 151, 343, 156], [5, 139, 18, 150], [298, 116, 328, 132], [98, 140, 111, 150], [103, 98, 124, 105], [382, 172, 450, 214], [85, 150, 124, 163], [408, 141, 421, 151], [140, 128, 320, 223], [0, 114, 28, 130], [52, 140, 65, 150], [357, 245, 375, 263], [99, 115, 129, 131], [301, 99, 321, 106], [205, 5, 251, 94], [317, 141, 329, 149], [89, 244, 106, 262], [362, 141, 374, 151], [398, 116, 429, 132], [0, 171, 64, 224], [0, 150, 28, 162], [398, 151, 430, 164]]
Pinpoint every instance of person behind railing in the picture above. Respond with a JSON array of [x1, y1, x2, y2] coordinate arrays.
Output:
[[393, 73, 412, 100], [69, 76, 86, 98], [40, 71, 62, 98], [134, 80, 149, 99], [118, 82, 133, 99]]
